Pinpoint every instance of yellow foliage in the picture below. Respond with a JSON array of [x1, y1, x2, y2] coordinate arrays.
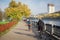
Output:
[[5, 0, 31, 20]]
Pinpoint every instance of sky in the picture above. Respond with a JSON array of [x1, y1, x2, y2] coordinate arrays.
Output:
[[0, 0, 60, 15]]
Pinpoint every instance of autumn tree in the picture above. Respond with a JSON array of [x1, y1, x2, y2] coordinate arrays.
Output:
[[5, 0, 31, 21], [22, 4, 31, 18], [9, 0, 17, 7]]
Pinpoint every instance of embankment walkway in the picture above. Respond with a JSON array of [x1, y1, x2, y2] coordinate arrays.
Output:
[[0, 21, 38, 40]]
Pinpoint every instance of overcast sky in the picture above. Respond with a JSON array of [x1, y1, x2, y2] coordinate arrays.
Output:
[[0, 0, 60, 15]]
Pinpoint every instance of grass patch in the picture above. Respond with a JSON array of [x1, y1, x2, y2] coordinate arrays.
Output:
[[0, 21, 9, 24]]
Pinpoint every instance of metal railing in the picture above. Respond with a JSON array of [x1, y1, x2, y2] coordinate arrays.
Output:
[[31, 21, 60, 40], [45, 24, 60, 40]]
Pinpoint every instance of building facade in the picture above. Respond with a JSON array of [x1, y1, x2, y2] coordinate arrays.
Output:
[[48, 4, 55, 13]]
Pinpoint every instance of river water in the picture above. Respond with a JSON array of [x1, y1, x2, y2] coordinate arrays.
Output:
[[42, 19, 60, 26]]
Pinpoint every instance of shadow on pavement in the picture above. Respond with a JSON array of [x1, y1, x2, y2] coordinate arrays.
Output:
[[14, 32, 37, 38], [32, 26, 41, 40], [14, 28, 28, 31]]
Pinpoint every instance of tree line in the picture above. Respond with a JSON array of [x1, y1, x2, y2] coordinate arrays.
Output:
[[38, 12, 60, 19]]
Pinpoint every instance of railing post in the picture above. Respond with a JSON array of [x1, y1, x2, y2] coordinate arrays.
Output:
[[44, 24, 46, 31], [51, 24, 54, 34]]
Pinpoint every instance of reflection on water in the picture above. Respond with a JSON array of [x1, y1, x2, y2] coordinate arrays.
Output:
[[42, 19, 60, 26], [48, 21, 55, 25]]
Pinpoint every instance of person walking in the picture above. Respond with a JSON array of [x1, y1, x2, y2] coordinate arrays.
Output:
[[37, 19, 44, 38], [27, 19, 31, 31]]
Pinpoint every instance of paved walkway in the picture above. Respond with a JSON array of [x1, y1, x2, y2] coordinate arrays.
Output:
[[0, 21, 37, 40]]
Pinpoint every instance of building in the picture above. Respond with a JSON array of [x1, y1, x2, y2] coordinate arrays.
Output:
[[48, 4, 55, 13]]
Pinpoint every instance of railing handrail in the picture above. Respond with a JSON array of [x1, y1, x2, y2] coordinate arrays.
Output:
[[45, 23, 60, 40], [31, 21, 60, 40]]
